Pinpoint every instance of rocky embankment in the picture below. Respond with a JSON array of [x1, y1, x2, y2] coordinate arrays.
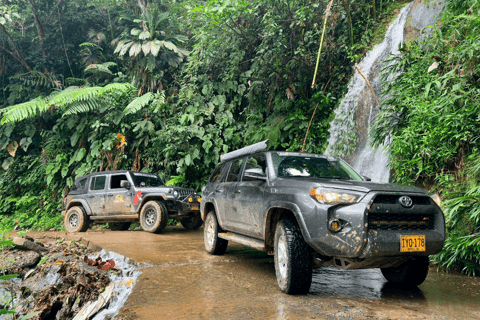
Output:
[[0, 235, 119, 319]]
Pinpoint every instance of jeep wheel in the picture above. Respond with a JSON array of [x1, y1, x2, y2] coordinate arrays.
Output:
[[274, 220, 312, 294], [181, 212, 203, 230], [109, 222, 131, 231], [204, 211, 228, 255], [64, 207, 89, 233], [140, 201, 168, 233], [381, 256, 429, 287]]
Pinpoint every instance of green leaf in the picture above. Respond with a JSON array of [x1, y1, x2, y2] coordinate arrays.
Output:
[[185, 154, 192, 166], [129, 43, 142, 57], [71, 131, 80, 147], [131, 28, 142, 36], [2, 157, 14, 170], [19, 137, 32, 152], [139, 31, 151, 40], [75, 148, 86, 162]]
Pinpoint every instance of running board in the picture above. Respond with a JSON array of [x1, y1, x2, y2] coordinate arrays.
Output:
[[218, 232, 266, 251], [90, 215, 138, 221]]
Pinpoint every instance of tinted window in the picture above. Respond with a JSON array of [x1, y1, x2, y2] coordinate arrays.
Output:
[[226, 159, 244, 182], [210, 163, 227, 183], [111, 174, 128, 189], [242, 154, 267, 181], [90, 176, 106, 190]]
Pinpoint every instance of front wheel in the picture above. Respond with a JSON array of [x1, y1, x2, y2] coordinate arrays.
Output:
[[140, 201, 168, 233], [381, 256, 429, 287], [204, 211, 228, 255], [274, 220, 312, 294], [181, 212, 203, 230], [64, 206, 89, 233]]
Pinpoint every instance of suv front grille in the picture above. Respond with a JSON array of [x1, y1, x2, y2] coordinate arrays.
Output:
[[368, 213, 435, 230], [176, 189, 196, 197], [373, 194, 432, 205]]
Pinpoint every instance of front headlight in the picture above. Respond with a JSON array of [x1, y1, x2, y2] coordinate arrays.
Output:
[[430, 193, 441, 207], [174, 191, 179, 198], [310, 188, 363, 205]]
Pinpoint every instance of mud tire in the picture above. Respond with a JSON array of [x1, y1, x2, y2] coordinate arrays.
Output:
[[180, 212, 203, 230], [140, 201, 168, 233], [274, 219, 312, 294], [109, 222, 131, 231], [204, 211, 228, 255], [381, 256, 429, 287], [64, 206, 89, 233]]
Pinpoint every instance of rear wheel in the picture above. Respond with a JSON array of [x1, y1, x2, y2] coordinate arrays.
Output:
[[109, 222, 131, 231], [64, 207, 89, 233], [381, 256, 429, 287], [181, 212, 203, 230], [140, 201, 168, 233], [204, 211, 228, 255], [274, 220, 312, 294]]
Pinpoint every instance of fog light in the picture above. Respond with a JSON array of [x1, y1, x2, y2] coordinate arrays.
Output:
[[189, 197, 193, 203], [198, 198, 202, 203], [328, 219, 342, 232]]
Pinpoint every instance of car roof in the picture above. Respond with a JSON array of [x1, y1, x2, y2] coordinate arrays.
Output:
[[220, 150, 335, 163], [74, 170, 148, 182]]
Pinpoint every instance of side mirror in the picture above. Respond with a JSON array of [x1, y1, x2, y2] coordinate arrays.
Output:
[[120, 180, 131, 188], [363, 176, 372, 182], [244, 168, 267, 181]]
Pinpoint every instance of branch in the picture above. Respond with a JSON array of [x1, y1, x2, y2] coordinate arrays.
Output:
[[355, 64, 381, 108], [0, 24, 32, 71], [45, 0, 64, 25]]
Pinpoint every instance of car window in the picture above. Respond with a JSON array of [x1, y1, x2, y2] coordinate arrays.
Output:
[[90, 176, 106, 191], [226, 159, 244, 182], [131, 172, 164, 187], [110, 174, 128, 189], [210, 163, 227, 183], [242, 154, 267, 181]]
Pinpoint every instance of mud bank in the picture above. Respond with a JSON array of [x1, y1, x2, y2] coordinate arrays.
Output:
[[0, 235, 141, 319]]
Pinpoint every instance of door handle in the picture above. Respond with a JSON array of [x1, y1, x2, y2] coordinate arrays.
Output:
[[235, 190, 241, 193], [215, 189, 223, 193], [107, 194, 114, 197], [88, 195, 95, 198]]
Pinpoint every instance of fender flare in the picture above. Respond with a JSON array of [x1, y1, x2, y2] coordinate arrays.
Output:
[[66, 199, 92, 215]]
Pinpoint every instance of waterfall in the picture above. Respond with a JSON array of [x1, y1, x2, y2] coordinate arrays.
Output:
[[325, 2, 414, 183]]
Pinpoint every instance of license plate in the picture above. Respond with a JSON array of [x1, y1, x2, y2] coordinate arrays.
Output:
[[400, 235, 426, 252], [191, 205, 199, 211]]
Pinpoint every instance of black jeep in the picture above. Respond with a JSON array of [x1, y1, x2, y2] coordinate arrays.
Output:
[[63, 170, 202, 233], [201, 141, 445, 294]]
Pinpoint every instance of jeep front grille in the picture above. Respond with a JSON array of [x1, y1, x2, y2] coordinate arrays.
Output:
[[368, 213, 435, 230], [175, 189, 196, 198]]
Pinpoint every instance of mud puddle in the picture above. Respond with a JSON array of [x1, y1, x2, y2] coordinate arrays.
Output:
[[38, 229, 480, 320]]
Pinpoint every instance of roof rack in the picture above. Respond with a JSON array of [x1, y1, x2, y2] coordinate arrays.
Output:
[[220, 140, 269, 162]]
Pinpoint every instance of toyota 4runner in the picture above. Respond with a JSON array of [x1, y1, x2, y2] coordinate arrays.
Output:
[[200, 141, 445, 294], [63, 170, 202, 233]]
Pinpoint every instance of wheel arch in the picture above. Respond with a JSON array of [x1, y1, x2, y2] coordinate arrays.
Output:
[[202, 202, 216, 221], [66, 199, 91, 215], [138, 195, 166, 212], [264, 202, 310, 250]]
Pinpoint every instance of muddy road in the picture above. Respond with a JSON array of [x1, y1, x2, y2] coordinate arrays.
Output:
[[58, 227, 480, 320]]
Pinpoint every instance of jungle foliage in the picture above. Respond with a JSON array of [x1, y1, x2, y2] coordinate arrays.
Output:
[[372, 0, 480, 274]]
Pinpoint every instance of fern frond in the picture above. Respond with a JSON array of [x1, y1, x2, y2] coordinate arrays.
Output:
[[1, 98, 48, 124], [63, 100, 103, 116], [124, 92, 154, 115], [10, 70, 62, 89]]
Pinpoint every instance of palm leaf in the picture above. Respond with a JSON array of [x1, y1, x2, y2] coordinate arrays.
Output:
[[139, 30, 151, 40], [150, 41, 162, 56], [129, 42, 142, 57], [1, 98, 49, 124], [142, 42, 152, 55]]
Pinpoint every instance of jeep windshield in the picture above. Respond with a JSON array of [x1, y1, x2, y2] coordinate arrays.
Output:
[[272, 153, 363, 181], [131, 173, 164, 187]]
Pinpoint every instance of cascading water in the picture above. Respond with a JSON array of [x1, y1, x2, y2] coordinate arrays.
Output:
[[325, 2, 414, 183]]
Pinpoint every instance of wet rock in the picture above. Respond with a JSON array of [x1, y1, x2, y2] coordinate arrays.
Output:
[[13, 237, 48, 253], [0, 249, 40, 274]]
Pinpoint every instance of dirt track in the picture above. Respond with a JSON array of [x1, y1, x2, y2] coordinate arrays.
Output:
[[46, 227, 480, 320]]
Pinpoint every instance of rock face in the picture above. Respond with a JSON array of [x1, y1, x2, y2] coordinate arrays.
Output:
[[13, 237, 48, 253], [0, 249, 41, 274]]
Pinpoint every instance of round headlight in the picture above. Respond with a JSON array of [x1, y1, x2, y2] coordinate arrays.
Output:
[[174, 191, 179, 197]]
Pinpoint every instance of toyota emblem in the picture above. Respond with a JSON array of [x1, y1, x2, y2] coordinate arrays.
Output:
[[399, 196, 413, 208]]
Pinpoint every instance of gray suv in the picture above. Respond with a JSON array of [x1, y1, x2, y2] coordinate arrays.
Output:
[[63, 170, 201, 233], [200, 141, 445, 294]]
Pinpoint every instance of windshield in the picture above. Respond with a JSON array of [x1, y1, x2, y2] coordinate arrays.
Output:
[[131, 173, 164, 187], [272, 154, 363, 181]]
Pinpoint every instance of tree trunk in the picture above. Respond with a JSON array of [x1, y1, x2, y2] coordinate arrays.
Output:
[[28, 0, 47, 59]]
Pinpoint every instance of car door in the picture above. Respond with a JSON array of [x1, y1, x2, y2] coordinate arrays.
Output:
[[232, 154, 268, 239], [104, 173, 135, 215], [86, 175, 107, 215], [219, 158, 245, 231]]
